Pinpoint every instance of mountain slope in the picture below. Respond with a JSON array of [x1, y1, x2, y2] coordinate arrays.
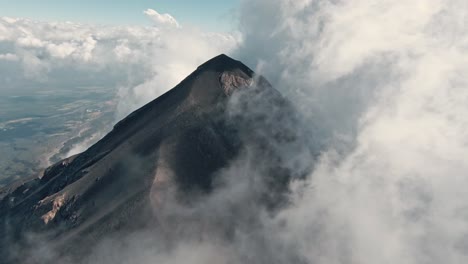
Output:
[[0, 54, 312, 262]]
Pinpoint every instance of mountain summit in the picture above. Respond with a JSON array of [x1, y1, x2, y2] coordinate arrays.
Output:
[[0, 54, 312, 263]]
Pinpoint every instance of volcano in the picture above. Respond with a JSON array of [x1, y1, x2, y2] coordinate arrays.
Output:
[[0, 55, 313, 263]]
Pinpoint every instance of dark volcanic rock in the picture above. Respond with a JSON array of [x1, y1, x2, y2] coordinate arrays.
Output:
[[0, 54, 313, 263]]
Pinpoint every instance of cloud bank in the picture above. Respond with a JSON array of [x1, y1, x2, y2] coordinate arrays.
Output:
[[0, 14, 237, 119], [234, 0, 468, 263]]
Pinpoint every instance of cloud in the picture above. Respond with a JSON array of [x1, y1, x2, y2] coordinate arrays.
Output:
[[234, 0, 468, 263], [144, 9, 180, 28], [0, 53, 18, 61], [0, 13, 237, 118]]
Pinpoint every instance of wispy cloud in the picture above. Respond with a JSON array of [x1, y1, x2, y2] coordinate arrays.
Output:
[[144, 9, 180, 28]]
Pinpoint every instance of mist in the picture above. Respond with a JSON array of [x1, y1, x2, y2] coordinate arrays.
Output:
[[234, 0, 468, 263]]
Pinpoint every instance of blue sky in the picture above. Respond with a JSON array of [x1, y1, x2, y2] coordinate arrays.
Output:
[[0, 0, 239, 31]]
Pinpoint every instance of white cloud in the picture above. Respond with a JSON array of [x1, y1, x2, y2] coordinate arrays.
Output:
[[0, 14, 237, 118], [144, 9, 180, 28], [16, 36, 45, 48], [0, 53, 18, 61], [235, 0, 468, 263]]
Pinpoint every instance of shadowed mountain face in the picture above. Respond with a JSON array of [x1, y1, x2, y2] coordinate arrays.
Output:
[[0, 55, 314, 263]]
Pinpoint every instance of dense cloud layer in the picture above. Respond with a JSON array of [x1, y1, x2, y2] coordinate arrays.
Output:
[[0, 14, 237, 119], [235, 0, 468, 263], [2, 1, 468, 263]]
